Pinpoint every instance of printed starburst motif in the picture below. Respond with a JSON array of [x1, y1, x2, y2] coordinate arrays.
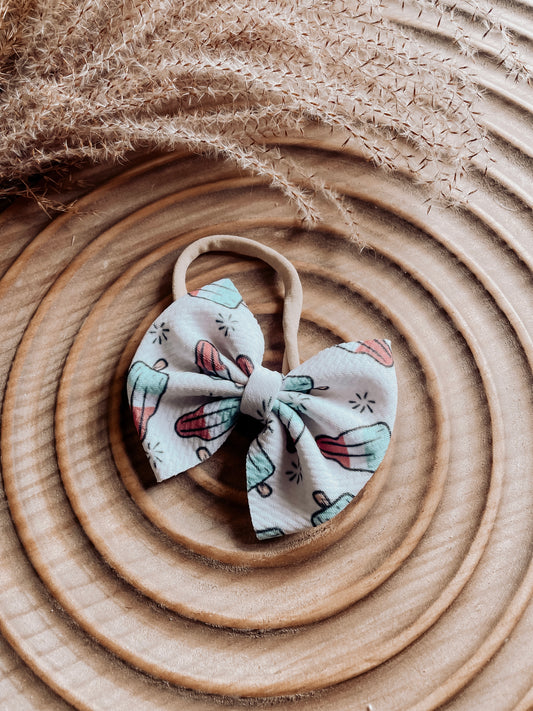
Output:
[[145, 440, 164, 470], [149, 322, 170, 345], [215, 312, 238, 337], [285, 394, 310, 414], [285, 459, 303, 484], [257, 411, 275, 433], [349, 391, 375, 413]]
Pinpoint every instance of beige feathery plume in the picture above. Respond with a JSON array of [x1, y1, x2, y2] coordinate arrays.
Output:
[[0, 0, 527, 222]]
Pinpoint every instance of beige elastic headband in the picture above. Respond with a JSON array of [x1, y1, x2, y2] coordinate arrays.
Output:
[[172, 235, 302, 373]]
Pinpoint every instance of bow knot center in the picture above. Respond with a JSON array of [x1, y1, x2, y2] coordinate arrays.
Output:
[[240, 365, 282, 422]]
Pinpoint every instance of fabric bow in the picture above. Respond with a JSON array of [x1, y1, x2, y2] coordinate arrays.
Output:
[[127, 278, 397, 539]]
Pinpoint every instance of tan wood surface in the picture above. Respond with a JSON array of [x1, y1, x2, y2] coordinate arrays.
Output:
[[1, 3, 533, 709]]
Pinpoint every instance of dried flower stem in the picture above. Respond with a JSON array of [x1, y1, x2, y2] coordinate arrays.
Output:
[[0, 0, 528, 224]]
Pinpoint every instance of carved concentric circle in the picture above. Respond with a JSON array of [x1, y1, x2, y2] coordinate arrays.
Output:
[[1, 5, 533, 709]]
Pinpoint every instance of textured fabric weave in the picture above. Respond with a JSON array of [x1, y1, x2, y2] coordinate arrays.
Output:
[[127, 278, 397, 539]]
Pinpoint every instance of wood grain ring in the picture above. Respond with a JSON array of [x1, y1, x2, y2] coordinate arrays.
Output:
[[1, 160, 528, 700], [2, 186, 502, 664]]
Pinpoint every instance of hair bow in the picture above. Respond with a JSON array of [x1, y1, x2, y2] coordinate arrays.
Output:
[[127, 236, 397, 540]]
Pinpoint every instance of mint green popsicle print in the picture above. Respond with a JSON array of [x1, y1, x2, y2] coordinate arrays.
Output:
[[311, 490, 354, 526], [282, 374, 314, 393], [128, 360, 169, 442], [273, 400, 305, 448], [364, 422, 391, 470], [256, 527, 284, 540], [247, 445, 275, 497], [188, 278, 243, 309]]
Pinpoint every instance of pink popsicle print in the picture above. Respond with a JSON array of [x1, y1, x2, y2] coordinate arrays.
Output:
[[176, 398, 240, 440], [195, 340, 231, 379], [338, 339, 394, 367], [236, 354, 254, 376], [316, 422, 391, 472], [356, 339, 393, 366]]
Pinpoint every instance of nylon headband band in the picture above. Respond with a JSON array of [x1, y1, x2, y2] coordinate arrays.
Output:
[[172, 235, 303, 374]]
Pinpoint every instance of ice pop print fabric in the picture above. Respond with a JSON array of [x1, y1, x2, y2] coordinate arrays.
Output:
[[127, 276, 397, 540]]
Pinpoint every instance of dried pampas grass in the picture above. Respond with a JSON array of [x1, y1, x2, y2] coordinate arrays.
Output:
[[0, 0, 528, 222]]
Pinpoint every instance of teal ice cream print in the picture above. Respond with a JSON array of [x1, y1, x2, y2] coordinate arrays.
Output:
[[256, 527, 284, 540], [127, 359, 169, 442], [128, 275, 397, 539], [283, 374, 315, 392], [188, 278, 243, 309], [247, 445, 275, 497], [311, 490, 355, 527]]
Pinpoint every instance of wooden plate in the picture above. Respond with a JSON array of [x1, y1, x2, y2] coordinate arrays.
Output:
[[1, 3, 533, 709]]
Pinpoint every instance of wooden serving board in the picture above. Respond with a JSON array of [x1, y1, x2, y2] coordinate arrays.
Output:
[[1, 3, 533, 710]]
